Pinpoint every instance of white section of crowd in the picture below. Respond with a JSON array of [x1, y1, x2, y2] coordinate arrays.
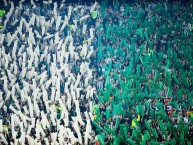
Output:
[[0, 0, 99, 144]]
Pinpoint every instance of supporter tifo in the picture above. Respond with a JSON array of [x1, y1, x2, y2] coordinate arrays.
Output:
[[0, 0, 193, 145]]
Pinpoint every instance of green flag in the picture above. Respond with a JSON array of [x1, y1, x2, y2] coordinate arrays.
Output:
[[92, 10, 98, 19], [0, 10, 5, 17]]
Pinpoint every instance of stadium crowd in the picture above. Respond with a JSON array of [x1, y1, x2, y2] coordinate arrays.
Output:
[[0, 0, 193, 145]]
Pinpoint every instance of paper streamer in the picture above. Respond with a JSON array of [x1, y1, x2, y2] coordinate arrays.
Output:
[[0, 133, 8, 145], [86, 89, 91, 99], [51, 114, 56, 126], [80, 15, 90, 22], [89, 101, 93, 113], [66, 129, 78, 144], [80, 8, 84, 16], [86, 49, 94, 59], [0, 120, 3, 132], [56, 16, 62, 31], [19, 132, 26, 144], [44, 34, 54, 40], [0, 34, 5, 44], [54, 2, 58, 19], [82, 24, 87, 35], [73, 121, 83, 144], [75, 100, 85, 126], [11, 19, 19, 26], [3, 0, 8, 6], [68, 6, 72, 19], [89, 28, 94, 39], [28, 98, 34, 118], [90, 2, 98, 12], [60, 15, 68, 31], [54, 32, 60, 44], [29, 13, 36, 26], [50, 17, 54, 27]]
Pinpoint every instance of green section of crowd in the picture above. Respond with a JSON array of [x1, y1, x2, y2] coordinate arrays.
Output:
[[93, 0, 193, 144]]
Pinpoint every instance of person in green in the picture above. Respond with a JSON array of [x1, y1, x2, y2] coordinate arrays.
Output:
[[92, 10, 98, 19], [0, 9, 5, 17]]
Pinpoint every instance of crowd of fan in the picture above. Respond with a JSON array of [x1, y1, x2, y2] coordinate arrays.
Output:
[[0, 0, 99, 144], [0, 0, 193, 145], [93, 0, 193, 145]]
